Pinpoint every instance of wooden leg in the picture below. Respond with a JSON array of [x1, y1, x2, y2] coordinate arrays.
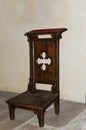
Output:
[[35, 110, 44, 127], [54, 97, 59, 114], [8, 104, 15, 120]]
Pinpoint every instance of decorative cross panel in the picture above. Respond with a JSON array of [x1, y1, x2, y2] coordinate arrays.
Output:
[[36, 52, 51, 71]]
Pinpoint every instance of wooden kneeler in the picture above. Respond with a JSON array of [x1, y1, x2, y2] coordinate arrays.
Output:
[[6, 28, 67, 127]]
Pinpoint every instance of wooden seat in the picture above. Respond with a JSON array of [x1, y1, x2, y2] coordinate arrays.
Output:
[[6, 28, 67, 127]]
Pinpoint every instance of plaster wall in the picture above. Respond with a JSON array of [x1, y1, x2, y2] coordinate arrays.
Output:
[[0, 0, 86, 103]]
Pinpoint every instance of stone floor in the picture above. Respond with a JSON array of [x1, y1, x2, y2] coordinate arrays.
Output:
[[0, 91, 86, 130]]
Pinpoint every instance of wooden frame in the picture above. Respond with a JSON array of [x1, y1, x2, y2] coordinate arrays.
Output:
[[6, 28, 67, 127]]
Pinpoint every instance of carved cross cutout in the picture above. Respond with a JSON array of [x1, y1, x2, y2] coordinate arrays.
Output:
[[36, 52, 51, 71]]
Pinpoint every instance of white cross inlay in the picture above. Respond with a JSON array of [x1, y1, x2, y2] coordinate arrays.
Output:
[[36, 52, 51, 71]]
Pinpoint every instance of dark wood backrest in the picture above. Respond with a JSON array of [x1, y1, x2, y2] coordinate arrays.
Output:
[[24, 28, 67, 93], [34, 39, 56, 84]]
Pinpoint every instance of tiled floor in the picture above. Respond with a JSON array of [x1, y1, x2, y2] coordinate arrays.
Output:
[[0, 91, 86, 130]]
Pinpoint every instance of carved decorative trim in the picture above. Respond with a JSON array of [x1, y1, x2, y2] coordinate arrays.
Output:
[[36, 51, 51, 71]]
